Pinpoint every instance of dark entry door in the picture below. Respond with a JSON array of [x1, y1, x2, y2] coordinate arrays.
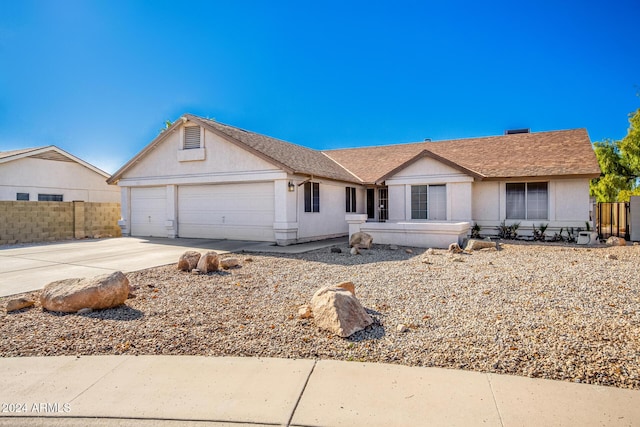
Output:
[[367, 188, 375, 219]]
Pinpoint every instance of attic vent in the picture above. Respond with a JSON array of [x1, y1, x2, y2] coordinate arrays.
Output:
[[505, 128, 530, 135], [183, 126, 201, 149]]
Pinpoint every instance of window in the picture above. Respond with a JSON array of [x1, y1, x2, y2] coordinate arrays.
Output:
[[16, 193, 29, 201], [304, 182, 320, 212], [411, 184, 446, 220], [183, 126, 201, 149], [345, 187, 357, 212], [38, 194, 63, 202], [506, 182, 548, 219]]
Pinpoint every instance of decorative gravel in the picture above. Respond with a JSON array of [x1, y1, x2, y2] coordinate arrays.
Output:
[[1, 242, 639, 390]]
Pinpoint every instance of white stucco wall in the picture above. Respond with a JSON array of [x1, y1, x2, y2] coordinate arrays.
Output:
[[0, 157, 119, 202], [119, 126, 285, 186], [471, 179, 592, 236], [385, 156, 474, 221], [297, 179, 357, 241]]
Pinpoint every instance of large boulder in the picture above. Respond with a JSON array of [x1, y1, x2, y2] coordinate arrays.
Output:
[[220, 257, 240, 269], [196, 251, 219, 273], [349, 232, 373, 249], [311, 286, 373, 337], [464, 239, 497, 251], [177, 251, 201, 272], [40, 271, 129, 313], [606, 236, 627, 246]]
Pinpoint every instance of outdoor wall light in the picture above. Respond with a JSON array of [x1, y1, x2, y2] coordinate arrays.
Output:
[[288, 181, 295, 192]]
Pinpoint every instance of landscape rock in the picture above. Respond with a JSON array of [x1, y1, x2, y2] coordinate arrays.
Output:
[[349, 232, 373, 249], [606, 236, 627, 246], [77, 308, 93, 315], [397, 324, 408, 333], [40, 271, 129, 313], [311, 286, 373, 337], [6, 298, 35, 313], [196, 251, 219, 273], [464, 239, 496, 251], [177, 251, 201, 272], [298, 304, 313, 319], [330, 247, 342, 253], [606, 254, 618, 260], [405, 248, 414, 254], [220, 258, 240, 269], [448, 243, 463, 254], [191, 269, 201, 275], [389, 245, 399, 251], [426, 248, 436, 255], [350, 247, 360, 255], [335, 281, 356, 296]]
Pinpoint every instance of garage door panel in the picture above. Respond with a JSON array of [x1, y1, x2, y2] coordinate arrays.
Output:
[[130, 187, 167, 237], [178, 183, 274, 241]]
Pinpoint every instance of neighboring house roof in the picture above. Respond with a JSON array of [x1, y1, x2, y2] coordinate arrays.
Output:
[[0, 146, 111, 178], [109, 114, 601, 185], [324, 128, 601, 183]]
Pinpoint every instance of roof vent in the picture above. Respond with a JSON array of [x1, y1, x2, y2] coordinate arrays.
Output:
[[505, 128, 530, 135]]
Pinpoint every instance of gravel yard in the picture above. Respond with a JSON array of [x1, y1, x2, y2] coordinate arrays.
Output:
[[1, 242, 639, 389]]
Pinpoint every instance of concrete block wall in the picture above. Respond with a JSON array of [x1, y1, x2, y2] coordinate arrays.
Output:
[[0, 201, 121, 245]]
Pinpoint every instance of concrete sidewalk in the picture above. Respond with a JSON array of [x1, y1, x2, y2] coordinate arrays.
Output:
[[0, 356, 638, 427], [0, 237, 346, 297]]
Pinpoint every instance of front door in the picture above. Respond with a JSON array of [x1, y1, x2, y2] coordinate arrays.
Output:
[[367, 188, 375, 219]]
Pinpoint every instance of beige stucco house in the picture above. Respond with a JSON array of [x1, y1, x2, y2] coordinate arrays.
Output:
[[108, 114, 601, 248], [0, 146, 120, 203]]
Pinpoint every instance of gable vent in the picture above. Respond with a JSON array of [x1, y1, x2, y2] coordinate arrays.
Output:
[[183, 126, 201, 149], [505, 128, 530, 135]]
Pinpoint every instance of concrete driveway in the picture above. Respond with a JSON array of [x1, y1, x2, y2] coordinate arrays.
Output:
[[0, 237, 272, 297]]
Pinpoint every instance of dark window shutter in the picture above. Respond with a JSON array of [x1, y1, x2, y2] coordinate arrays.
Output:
[[304, 182, 311, 212], [313, 182, 320, 212]]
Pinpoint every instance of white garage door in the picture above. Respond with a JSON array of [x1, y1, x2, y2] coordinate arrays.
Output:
[[130, 187, 167, 237], [178, 183, 274, 241]]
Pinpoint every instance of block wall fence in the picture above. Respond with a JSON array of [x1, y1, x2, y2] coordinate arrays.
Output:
[[0, 201, 121, 245]]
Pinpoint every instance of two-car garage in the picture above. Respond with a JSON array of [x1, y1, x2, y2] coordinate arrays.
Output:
[[129, 183, 275, 241]]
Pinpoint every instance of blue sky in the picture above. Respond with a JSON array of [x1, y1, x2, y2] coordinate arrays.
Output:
[[1, 0, 638, 174]]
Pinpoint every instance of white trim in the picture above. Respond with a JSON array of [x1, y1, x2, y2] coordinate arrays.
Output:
[[117, 170, 288, 187], [0, 146, 111, 178]]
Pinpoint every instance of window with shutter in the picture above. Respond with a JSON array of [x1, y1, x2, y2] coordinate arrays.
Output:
[[183, 126, 201, 149], [304, 182, 320, 212]]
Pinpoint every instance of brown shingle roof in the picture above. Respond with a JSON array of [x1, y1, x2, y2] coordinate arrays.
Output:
[[188, 115, 362, 183], [324, 129, 601, 183]]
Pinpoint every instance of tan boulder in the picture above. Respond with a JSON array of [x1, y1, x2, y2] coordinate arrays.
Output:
[[177, 251, 201, 272], [311, 286, 373, 338], [298, 304, 313, 319], [464, 239, 497, 251], [606, 236, 627, 246], [349, 232, 373, 249], [6, 297, 35, 312], [40, 271, 129, 313], [220, 257, 240, 269], [196, 251, 219, 273]]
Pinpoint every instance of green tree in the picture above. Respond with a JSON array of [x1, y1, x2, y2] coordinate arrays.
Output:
[[590, 108, 640, 202]]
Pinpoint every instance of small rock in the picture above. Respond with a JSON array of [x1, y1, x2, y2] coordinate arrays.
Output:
[[177, 251, 201, 272], [426, 248, 436, 255], [397, 324, 408, 333], [405, 248, 413, 254], [191, 269, 201, 275], [350, 247, 360, 255], [244, 258, 254, 262], [6, 297, 35, 313], [389, 245, 399, 251], [331, 247, 342, 253], [77, 308, 93, 315], [220, 258, 240, 269], [335, 281, 356, 296], [464, 239, 497, 251], [606, 236, 627, 246], [349, 232, 373, 249], [450, 256, 464, 262], [448, 243, 463, 254], [606, 254, 618, 260], [298, 304, 313, 319], [196, 251, 219, 273], [634, 242, 639, 246]]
